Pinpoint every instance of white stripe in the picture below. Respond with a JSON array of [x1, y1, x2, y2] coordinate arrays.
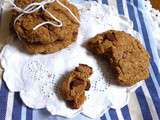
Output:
[[149, 66, 160, 98], [32, 110, 37, 120], [5, 92, 14, 120], [141, 83, 159, 120], [128, 92, 143, 120], [104, 111, 111, 120], [108, 0, 118, 14], [21, 105, 27, 120], [122, 0, 129, 19], [32, 110, 51, 120], [71, 114, 101, 120], [116, 109, 124, 120]]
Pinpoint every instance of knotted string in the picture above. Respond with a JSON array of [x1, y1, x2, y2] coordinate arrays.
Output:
[[8, 0, 80, 30]]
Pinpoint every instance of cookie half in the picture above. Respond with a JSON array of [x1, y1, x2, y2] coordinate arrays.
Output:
[[87, 30, 150, 86]]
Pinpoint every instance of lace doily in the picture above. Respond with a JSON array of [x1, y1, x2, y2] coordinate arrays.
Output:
[[144, 0, 160, 25], [1, 1, 142, 118], [144, 0, 160, 52]]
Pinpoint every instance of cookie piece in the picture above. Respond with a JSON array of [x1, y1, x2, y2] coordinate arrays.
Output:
[[87, 31, 114, 56], [59, 64, 92, 109], [87, 30, 150, 86]]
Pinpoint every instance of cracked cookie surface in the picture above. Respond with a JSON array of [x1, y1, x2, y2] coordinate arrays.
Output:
[[87, 30, 150, 86], [59, 64, 92, 109]]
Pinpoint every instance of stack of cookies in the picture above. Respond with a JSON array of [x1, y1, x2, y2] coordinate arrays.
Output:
[[87, 30, 150, 86], [12, 0, 80, 54]]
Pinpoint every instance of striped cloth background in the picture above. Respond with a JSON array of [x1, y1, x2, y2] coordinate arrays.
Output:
[[0, 0, 160, 120]]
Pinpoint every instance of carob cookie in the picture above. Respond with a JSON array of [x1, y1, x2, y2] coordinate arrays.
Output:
[[22, 36, 76, 54], [59, 64, 92, 109], [87, 30, 150, 86], [11, 0, 80, 54]]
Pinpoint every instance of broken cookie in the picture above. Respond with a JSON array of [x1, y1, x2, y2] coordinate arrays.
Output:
[[59, 64, 92, 109], [87, 30, 150, 86]]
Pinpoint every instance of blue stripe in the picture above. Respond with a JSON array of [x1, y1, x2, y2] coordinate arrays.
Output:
[[127, 3, 138, 31], [121, 106, 131, 120], [137, 11, 153, 59], [0, 82, 8, 120], [116, 0, 124, 15], [135, 87, 152, 120], [101, 114, 107, 120], [137, 10, 160, 86], [151, 60, 160, 86], [133, 0, 138, 7], [102, 0, 108, 5], [12, 93, 22, 120], [26, 107, 33, 120], [109, 109, 118, 120], [145, 77, 160, 118]]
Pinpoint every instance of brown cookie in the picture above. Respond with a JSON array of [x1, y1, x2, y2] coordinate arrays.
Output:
[[59, 64, 92, 109], [150, 0, 160, 10], [12, 0, 80, 54], [87, 30, 114, 56], [87, 30, 150, 86], [22, 28, 78, 54]]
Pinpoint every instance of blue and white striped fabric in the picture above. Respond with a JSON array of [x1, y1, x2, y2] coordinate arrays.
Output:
[[0, 0, 160, 120]]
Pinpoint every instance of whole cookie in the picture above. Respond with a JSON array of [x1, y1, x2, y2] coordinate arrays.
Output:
[[23, 28, 78, 54], [87, 30, 150, 86], [59, 64, 92, 109]]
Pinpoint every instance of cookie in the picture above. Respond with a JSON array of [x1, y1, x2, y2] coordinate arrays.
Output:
[[11, 0, 80, 54], [150, 0, 160, 10], [23, 28, 78, 54], [59, 64, 92, 109], [87, 31, 114, 56], [87, 30, 150, 86]]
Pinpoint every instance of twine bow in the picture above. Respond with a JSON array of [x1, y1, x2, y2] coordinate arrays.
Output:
[[8, 0, 80, 30]]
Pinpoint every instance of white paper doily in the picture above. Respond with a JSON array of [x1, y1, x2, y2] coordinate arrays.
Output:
[[144, 0, 160, 53], [0, 1, 143, 118]]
